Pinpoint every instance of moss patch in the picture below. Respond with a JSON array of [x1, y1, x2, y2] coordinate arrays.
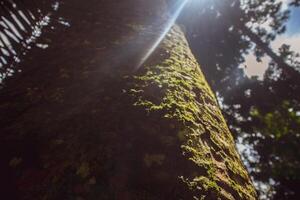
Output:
[[127, 25, 257, 200]]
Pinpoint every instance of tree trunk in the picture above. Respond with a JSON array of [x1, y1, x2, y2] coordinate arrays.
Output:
[[0, 0, 256, 199]]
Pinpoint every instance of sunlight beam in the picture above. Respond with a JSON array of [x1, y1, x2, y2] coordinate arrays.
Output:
[[136, 0, 189, 69]]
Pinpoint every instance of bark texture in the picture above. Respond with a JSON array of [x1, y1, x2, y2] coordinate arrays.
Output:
[[0, 0, 256, 199]]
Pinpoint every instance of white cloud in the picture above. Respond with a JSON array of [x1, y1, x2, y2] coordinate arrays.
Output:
[[244, 33, 300, 78], [243, 53, 270, 78], [281, 0, 291, 10], [271, 33, 300, 54], [241, 0, 299, 78]]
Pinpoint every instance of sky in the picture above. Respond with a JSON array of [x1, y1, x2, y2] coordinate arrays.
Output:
[[286, 7, 300, 35], [244, 2, 300, 78]]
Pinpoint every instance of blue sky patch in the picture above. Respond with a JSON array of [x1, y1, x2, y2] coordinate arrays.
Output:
[[286, 7, 300, 35]]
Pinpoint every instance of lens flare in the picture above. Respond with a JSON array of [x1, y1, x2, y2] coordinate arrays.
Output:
[[136, 0, 189, 70]]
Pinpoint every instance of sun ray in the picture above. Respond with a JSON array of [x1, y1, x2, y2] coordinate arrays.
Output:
[[136, 0, 189, 69]]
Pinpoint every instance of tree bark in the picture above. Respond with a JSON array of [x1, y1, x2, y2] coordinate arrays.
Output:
[[0, 0, 256, 199]]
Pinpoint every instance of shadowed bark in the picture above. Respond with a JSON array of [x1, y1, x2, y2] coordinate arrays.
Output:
[[0, 0, 256, 199]]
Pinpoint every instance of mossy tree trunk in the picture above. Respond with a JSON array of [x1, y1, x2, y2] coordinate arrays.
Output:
[[0, 0, 256, 199]]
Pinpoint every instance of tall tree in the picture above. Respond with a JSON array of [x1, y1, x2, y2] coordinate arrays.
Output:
[[0, 0, 256, 199], [178, 0, 300, 199]]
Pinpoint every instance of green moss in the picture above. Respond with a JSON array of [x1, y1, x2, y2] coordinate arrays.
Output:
[[125, 23, 146, 31], [76, 162, 90, 178], [126, 25, 256, 199]]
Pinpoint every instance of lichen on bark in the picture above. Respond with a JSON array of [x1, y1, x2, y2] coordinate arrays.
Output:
[[127, 25, 257, 199]]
